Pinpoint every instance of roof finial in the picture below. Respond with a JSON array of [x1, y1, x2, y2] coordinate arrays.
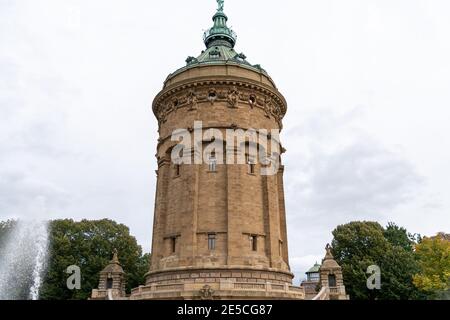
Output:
[[112, 248, 119, 263], [325, 244, 334, 259], [204, 0, 236, 48], [217, 0, 224, 12]]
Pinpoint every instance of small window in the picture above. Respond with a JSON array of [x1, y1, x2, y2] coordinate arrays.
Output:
[[209, 155, 217, 172], [106, 278, 113, 289], [251, 235, 258, 251], [311, 273, 320, 282], [171, 237, 177, 253], [328, 274, 337, 287], [208, 234, 216, 250], [175, 164, 180, 177], [246, 154, 255, 174], [208, 91, 217, 99]]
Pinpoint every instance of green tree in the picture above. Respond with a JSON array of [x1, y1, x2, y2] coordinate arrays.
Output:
[[331, 221, 389, 300], [379, 245, 424, 300], [413, 234, 450, 299], [384, 222, 420, 252], [331, 221, 424, 300], [127, 252, 151, 291], [40, 219, 149, 300]]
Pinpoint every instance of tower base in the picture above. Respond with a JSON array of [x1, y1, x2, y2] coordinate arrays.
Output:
[[129, 267, 305, 300]]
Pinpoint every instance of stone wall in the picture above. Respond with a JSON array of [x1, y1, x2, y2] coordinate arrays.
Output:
[[140, 63, 297, 300]]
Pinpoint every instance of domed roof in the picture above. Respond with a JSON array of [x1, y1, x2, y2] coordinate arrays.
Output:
[[168, 0, 268, 80], [101, 250, 124, 274], [306, 262, 321, 274], [321, 258, 341, 269], [189, 45, 254, 68]]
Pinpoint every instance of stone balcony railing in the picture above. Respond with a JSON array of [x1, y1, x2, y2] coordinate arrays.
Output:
[[329, 286, 346, 295], [130, 280, 305, 300]]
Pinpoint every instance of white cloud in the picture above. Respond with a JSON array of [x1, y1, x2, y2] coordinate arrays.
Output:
[[0, 1, 449, 281], [284, 108, 426, 277]]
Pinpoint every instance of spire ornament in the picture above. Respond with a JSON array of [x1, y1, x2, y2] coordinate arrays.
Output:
[[217, 0, 224, 12], [112, 248, 119, 263], [203, 0, 236, 48], [324, 244, 334, 260]]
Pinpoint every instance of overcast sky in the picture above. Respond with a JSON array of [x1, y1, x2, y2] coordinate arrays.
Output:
[[1, 0, 449, 283]]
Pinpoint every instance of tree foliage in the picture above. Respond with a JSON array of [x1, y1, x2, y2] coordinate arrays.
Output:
[[331, 221, 425, 300], [413, 234, 450, 299], [39, 219, 149, 300], [384, 222, 420, 252]]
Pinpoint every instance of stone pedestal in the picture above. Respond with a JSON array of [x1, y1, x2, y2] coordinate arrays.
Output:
[[130, 267, 304, 300]]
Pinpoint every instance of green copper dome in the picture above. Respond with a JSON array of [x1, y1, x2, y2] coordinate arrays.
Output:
[[167, 0, 268, 80], [306, 262, 321, 274], [203, 11, 237, 49]]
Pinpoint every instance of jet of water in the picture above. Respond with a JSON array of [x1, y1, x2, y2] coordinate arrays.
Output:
[[0, 220, 50, 300]]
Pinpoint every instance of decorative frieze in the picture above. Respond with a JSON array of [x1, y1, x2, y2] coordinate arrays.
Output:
[[153, 80, 287, 127]]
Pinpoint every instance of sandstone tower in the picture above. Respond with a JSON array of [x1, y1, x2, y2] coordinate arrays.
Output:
[[130, 1, 304, 300]]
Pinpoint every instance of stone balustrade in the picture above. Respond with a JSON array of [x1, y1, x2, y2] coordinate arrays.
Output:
[[130, 280, 305, 300]]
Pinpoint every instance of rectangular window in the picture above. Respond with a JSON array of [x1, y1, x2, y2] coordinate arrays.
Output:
[[106, 278, 113, 289], [175, 164, 180, 177], [247, 155, 255, 174], [208, 234, 216, 250], [209, 156, 217, 172], [171, 237, 176, 253], [328, 274, 337, 287], [251, 235, 258, 251]]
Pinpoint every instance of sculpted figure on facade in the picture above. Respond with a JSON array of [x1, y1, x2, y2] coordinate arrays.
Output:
[[187, 90, 198, 111], [227, 86, 239, 108]]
